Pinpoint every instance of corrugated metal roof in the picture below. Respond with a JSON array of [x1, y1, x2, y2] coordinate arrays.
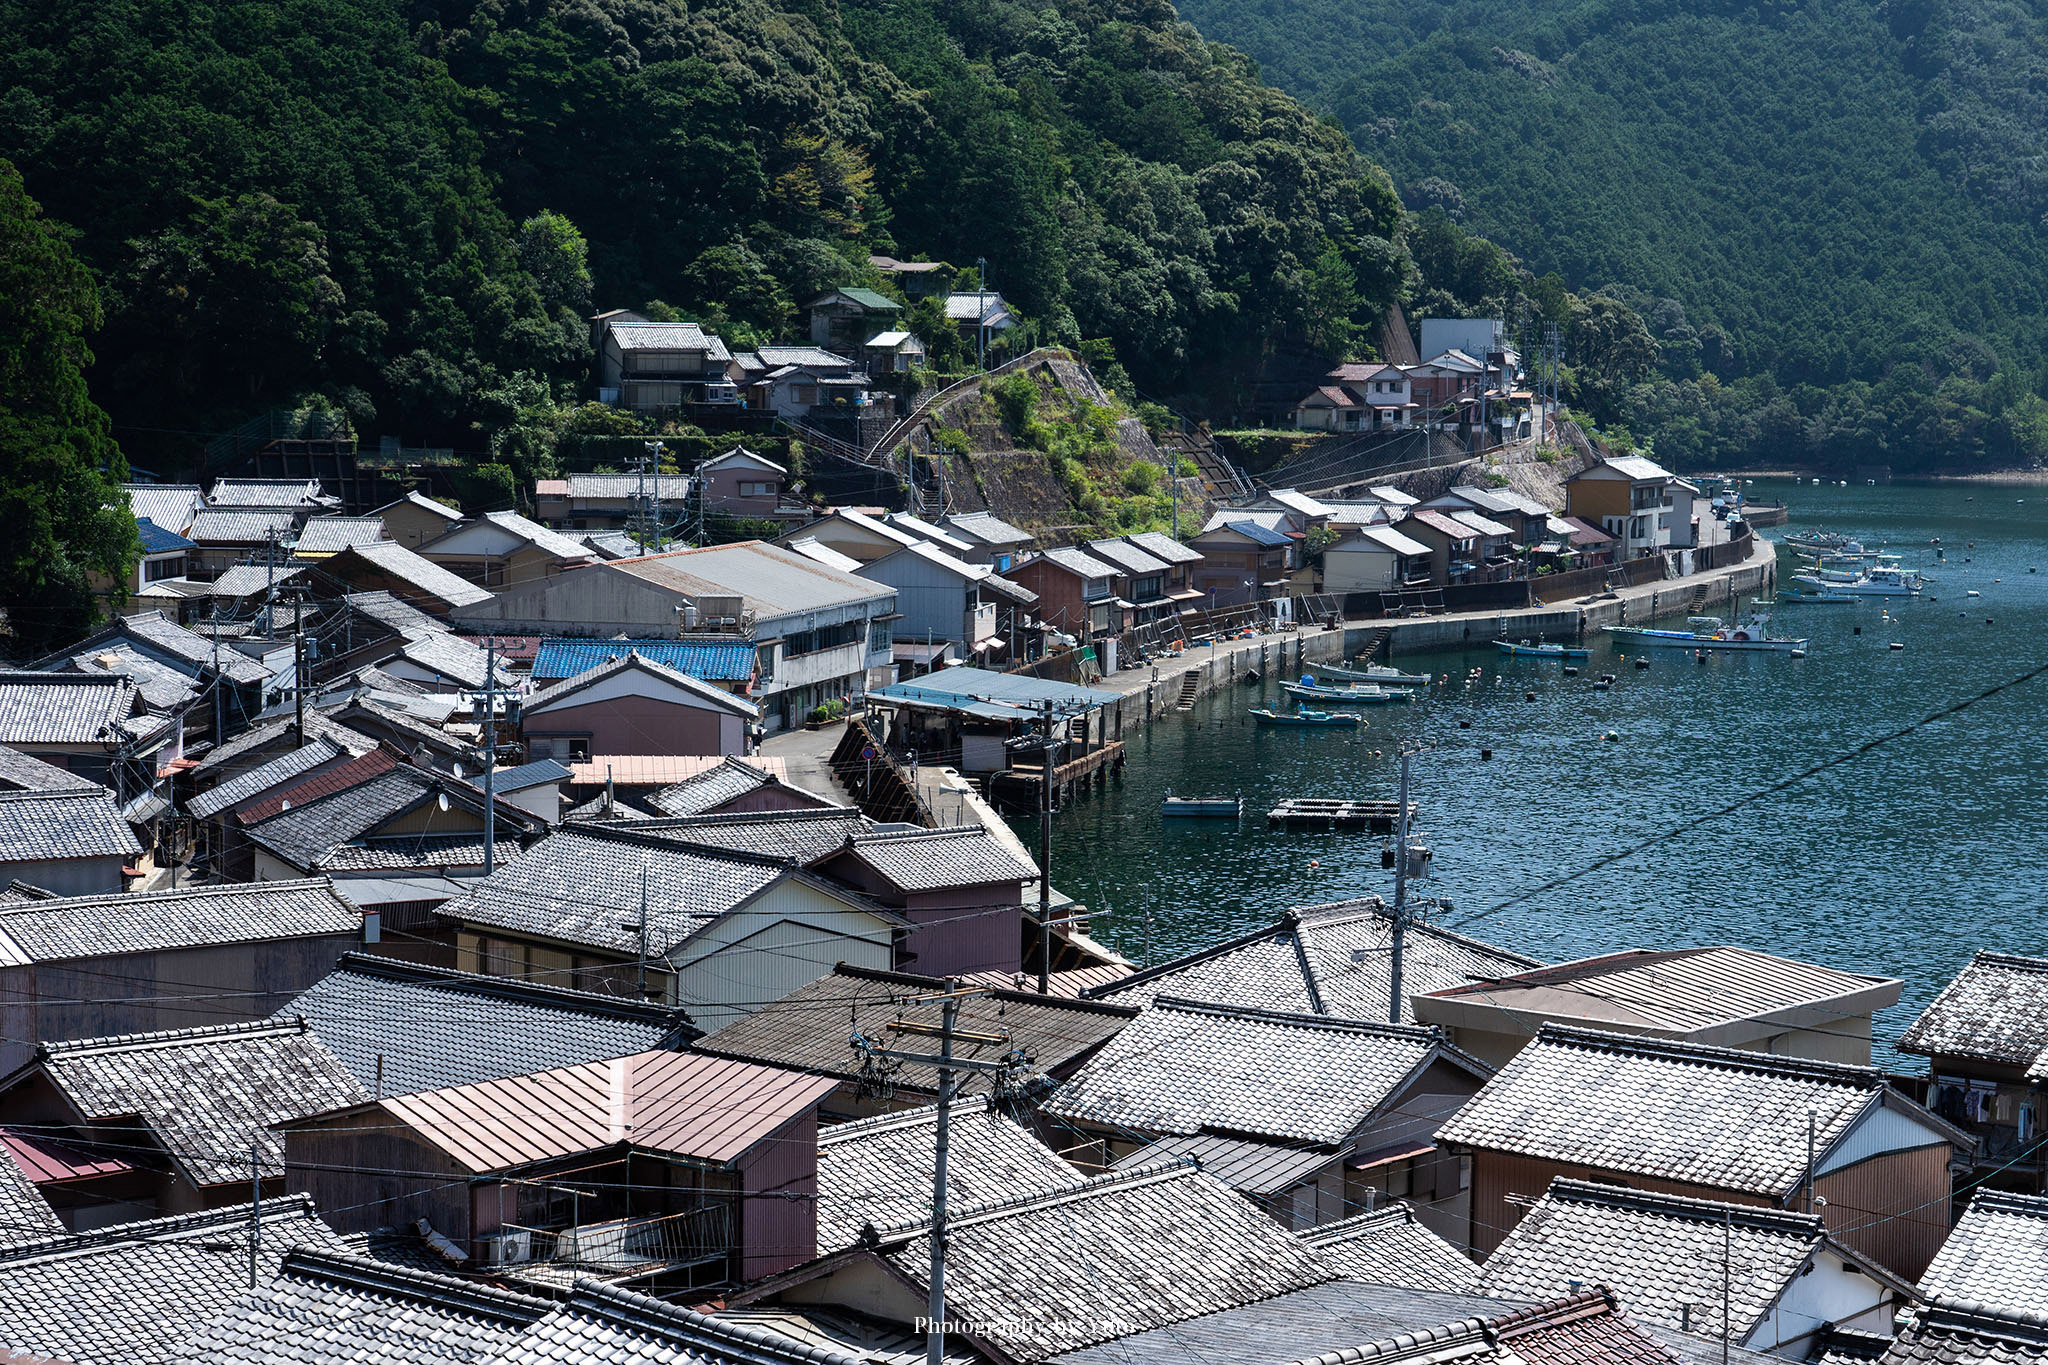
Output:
[[1405, 509, 1480, 541], [531, 637, 757, 684], [609, 542, 894, 620], [1111, 1131, 1333, 1195], [333, 542, 493, 608], [870, 666, 1120, 718], [521, 651, 758, 719], [362, 1050, 836, 1171], [884, 512, 974, 554], [1354, 525, 1433, 557], [783, 537, 865, 573]]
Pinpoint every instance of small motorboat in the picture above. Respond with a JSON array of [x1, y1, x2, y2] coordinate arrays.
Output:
[[1162, 791, 1245, 818], [1495, 639, 1592, 659], [1317, 662, 1432, 688], [1792, 565, 1919, 596], [1776, 587, 1858, 604], [1604, 613, 1809, 653], [1249, 706, 1364, 728], [1281, 679, 1413, 704]]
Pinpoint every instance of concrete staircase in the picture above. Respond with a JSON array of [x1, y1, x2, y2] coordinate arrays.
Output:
[[1173, 671, 1202, 712]]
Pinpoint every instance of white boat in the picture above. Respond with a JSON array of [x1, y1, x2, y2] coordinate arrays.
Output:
[[1792, 565, 1919, 597], [1603, 613, 1809, 653], [1316, 662, 1432, 688]]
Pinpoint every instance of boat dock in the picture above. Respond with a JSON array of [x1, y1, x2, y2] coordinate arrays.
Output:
[[1267, 798, 1417, 832]]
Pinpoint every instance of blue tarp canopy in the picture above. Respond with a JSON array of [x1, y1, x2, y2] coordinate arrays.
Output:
[[531, 638, 758, 684], [870, 666, 1120, 721]]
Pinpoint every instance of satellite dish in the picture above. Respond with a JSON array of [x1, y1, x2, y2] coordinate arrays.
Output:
[[437, 793, 450, 812]]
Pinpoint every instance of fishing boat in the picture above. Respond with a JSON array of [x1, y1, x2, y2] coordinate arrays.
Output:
[[1603, 613, 1809, 653], [1495, 639, 1592, 659], [1776, 587, 1858, 604], [1280, 679, 1413, 704], [1249, 706, 1363, 728], [1791, 565, 1919, 596], [1784, 532, 1870, 557], [1162, 791, 1245, 818], [1317, 662, 1432, 688]]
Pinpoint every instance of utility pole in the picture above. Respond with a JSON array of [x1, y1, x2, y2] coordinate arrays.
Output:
[[263, 528, 282, 640], [1037, 699, 1060, 994], [1170, 461, 1180, 538], [636, 860, 650, 999], [293, 626, 307, 740], [646, 439, 666, 551], [248, 1140, 261, 1288], [1388, 746, 1413, 1024], [482, 639, 500, 875], [975, 256, 988, 372], [1721, 1208, 1733, 1365]]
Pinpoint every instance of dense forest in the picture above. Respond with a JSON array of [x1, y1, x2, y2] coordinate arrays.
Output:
[[1178, 0, 2048, 471], [0, 0, 1429, 478]]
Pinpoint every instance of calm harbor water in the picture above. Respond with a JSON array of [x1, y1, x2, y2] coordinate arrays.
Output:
[[1039, 478, 2048, 1064]]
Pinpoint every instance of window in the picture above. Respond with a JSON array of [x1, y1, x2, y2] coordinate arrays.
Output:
[[567, 738, 591, 761], [793, 384, 818, 405], [738, 480, 777, 497], [144, 556, 185, 582], [1135, 576, 1162, 600], [868, 621, 891, 654]]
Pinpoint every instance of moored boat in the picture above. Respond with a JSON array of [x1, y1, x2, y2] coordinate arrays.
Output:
[[1280, 679, 1413, 704], [1495, 639, 1592, 659], [1603, 612, 1809, 652], [1776, 587, 1858, 604], [1791, 565, 1919, 596], [1316, 662, 1432, 688], [1162, 791, 1245, 818], [1249, 706, 1364, 727]]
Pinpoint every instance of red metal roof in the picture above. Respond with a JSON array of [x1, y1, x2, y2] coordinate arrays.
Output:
[[563, 755, 789, 788], [2, 1126, 134, 1183], [236, 748, 398, 825], [358, 1050, 837, 1173]]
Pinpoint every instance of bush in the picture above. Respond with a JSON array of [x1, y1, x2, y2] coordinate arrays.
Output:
[[936, 427, 971, 455], [1134, 401, 1176, 437], [1122, 461, 1161, 494], [992, 372, 1039, 432]]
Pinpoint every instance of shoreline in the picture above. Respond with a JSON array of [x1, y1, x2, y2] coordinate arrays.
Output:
[[1713, 467, 2048, 485]]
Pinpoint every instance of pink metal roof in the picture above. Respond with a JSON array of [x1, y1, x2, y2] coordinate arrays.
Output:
[[565, 755, 789, 788], [2, 1126, 134, 1183], [1405, 509, 1479, 542], [371, 1050, 837, 1172]]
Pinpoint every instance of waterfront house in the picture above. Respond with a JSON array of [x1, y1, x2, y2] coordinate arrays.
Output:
[[1398, 508, 1485, 583], [699, 446, 790, 517], [1476, 1179, 1913, 1357], [432, 825, 904, 1027], [1044, 998, 1491, 1240], [1565, 457, 1700, 557], [696, 962, 1137, 1118], [1119, 530, 1204, 605], [807, 826, 1036, 977], [806, 287, 902, 351], [1429, 485, 1554, 546], [1413, 945, 1905, 1068], [0, 880, 364, 1075], [1086, 896, 1543, 1024], [1323, 523, 1435, 596], [369, 489, 463, 548], [416, 509, 596, 587], [519, 651, 760, 760], [448, 541, 898, 730], [864, 665, 1123, 779], [1187, 518, 1293, 604], [1085, 538, 1179, 628], [855, 539, 1037, 663], [813, 1100, 1081, 1251], [1915, 1189, 2048, 1316], [1897, 950, 2048, 1185], [0, 1017, 367, 1220], [1001, 545, 1123, 641], [724, 1162, 1332, 1363], [1435, 1023, 1971, 1277], [592, 311, 737, 409], [939, 510, 1037, 569], [1298, 1202, 1481, 1291], [280, 1048, 836, 1283]]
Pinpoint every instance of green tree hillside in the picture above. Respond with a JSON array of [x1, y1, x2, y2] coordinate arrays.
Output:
[[0, 159, 137, 652]]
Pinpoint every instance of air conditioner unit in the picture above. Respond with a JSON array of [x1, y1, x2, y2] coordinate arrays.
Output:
[[476, 1229, 533, 1266]]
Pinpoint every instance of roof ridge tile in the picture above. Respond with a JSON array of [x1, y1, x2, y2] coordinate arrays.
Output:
[[1533, 1022, 1883, 1086], [0, 1194, 318, 1265], [41, 1014, 311, 1060], [279, 1247, 552, 1321], [1543, 1176, 1825, 1236], [868, 1156, 1201, 1241], [1150, 995, 1444, 1042]]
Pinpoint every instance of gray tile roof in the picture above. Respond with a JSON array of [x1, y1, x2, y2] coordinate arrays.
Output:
[[210, 562, 308, 600], [0, 1197, 349, 1365], [392, 630, 508, 689], [186, 738, 345, 819], [644, 757, 778, 816], [522, 651, 757, 720], [940, 511, 1034, 546], [56, 641, 202, 710], [125, 484, 206, 535], [1435, 1025, 1905, 1196], [0, 745, 103, 794], [1084, 539, 1172, 577], [341, 591, 451, 640], [815, 1099, 1083, 1250], [1121, 530, 1202, 564], [209, 477, 330, 507], [332, 542, 494, 609], [0, 1144, 62, 1248], [1046, 998, 1471, 1146], [175, 1248, 549, 1365], [1918, 1191, 2048, 1317], [187, 712, 376, 776], [187, 507, 298, 544], [435, 825, 784, 955], [565, 472, 693, 500], [488, 758, 573, 793], [1899, 951, 2048, 1070], [490, 1279, 862, 1365], [1031, 546, 1121, 580], [292, 515, 387, 554], [827, 826, 1037, 890], [1475, 1180, 1840, 1344], [0, 790, 142, 863], [860, 1162, 1334, 1360], [0, 878, 358, 965], [241, 766, 535, 872], [0, 673, 140, 746], [621, 808, 879, 863], [30, 1017, 368, 1186], [1820, 1330, 1901, 1365], [1087, 897, 1542, 1024], [284, 952, 694, 1096], [698, 964, 1138, 1098], [1300, 1202, 1481, 1292], [1877, 1306, 2048, 1365]]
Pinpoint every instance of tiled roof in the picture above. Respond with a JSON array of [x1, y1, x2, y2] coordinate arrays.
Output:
[[330, 697, 484, 766], [0, 1143, 62, 1248], [341, 591, 451, 640], [1031, 545, 1121, 579], [1085, 539, 1172, 576], [55, 642, 202, 710], [125, 484, 205, 535], [292, 515, 387, 554], [1300, 1203, 1481, 1292], [207, 563, 308, 601], [435, 825, 785, 954], [187, 508, 297, 543], [0, 672, 139, 746], [392, 630, 507, 689], [1121, 530, 1201, 563], [0, 790, 141, 863], [1918, 1191, 2048, 1317], [232, 747, 397, 825], [106, 612, 273, 684], [1819, 1330, 1899, 1365], [941, 511, 1034, 546], [318, 1049, 836, 1172], [372, 490, 464, 524], [32, 1019, 368, 1186], [697, 964, 1138, 1097], [491, 1279, 863, 1365], [815, 1099, 1082, 1250], [530, 637, 758, 684], [318, 837, 516, 873], [623, 808, 877, 862], [605, 319, 730, 359], [1046, 998, 1471, 1146], [187, 711, 375, 775], [0, 1198, 349, 1365], [241, 765, 446, 869], [330, 542, 494, 609], [1451, 508, 1516, 538], [563, 472, 692, 500], [210, 477, 329, 507], [478, 508, 598, 561], [826, 826, 1037, 890], [883, 511, 975, 553], [522, 650, 758, 719], [1899, 951, 2048, 1069], [755, 344, 855, 369], [186, 738, 345, 819], [642, 756, 778, 816], [284, 952, 693, 1096], [0, 745, 102, 794], [1087, 897, 1541, 1024], [1880, 1306, 2048, 1365], [860, 1162, 1332, 1360], [0, 879, 357, 965], [1110, 1130, 1335, 1195], [1434, 1025, 1903, 1196], [1476, 1180, 1847, 1344], [1405, 508, 1481, 541], [175, 1248, 549, 1365]]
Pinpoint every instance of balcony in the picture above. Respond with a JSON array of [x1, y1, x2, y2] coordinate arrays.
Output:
[[494, 1204, 732, 1275]]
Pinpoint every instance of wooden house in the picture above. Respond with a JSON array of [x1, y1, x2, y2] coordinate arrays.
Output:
[[1897, 950, 2048, 1186]]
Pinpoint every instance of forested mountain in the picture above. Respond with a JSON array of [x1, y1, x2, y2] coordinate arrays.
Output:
[[0, 0, 1412, 471], [1177, 0, 2048, 470]]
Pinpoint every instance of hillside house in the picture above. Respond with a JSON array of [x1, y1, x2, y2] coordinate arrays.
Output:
[[1897, 950, 2048, 1184], [368, 490, 463, 548], [1406, 349, 1488, 422], [806, 287, 901, 351], [1001, 546, 1122, 641], [520, 651, 759, 760], [698, 447, 789, 517], [1436, 1023, 1971, 1278], [868, 254, 951, 295], [319, 541, 494, 616], [1419, 318, 1519, 379], [591, 311, 736, 409], [944, 290, 1016, 342], [754, 346, 872, 419], [860, 329, 925, 374], [773, 507, 921, 564]]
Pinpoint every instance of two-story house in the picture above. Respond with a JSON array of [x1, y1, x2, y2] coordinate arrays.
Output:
[[591, 311, 736, 410], [854, 539, 1037, 663], [1188, 519, 1292, 605], [1086, 539, 1178, 629], [1001, 546, 1121, 641], [805, 287, 902, 352], [1323, 523, 1435, 595], [1897, 950, 2048, 1189], [1565, 456, 1695, 557], [1290, 363, 1418, 431], [1405, 349, 1488, 425], [1397, 509, 1484, 584], [752, 346, 871, 420], [697, 447, 788, 518], [1119, 531, 1205, 608]]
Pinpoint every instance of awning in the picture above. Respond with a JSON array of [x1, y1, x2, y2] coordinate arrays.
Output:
[[971, 637, 1006, 653], [121, 792, 170, 824]]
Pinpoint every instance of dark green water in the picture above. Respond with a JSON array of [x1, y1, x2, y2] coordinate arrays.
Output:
[[1043, 479, 2048, 1061]]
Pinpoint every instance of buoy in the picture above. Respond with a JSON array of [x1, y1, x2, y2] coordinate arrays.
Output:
[[1988, 618, 1995, 625], [1524, 691, 1537, 702], [1696, 651, 1708, 664], [1889, 642, 1904, 651], [1635, 658, 1651, 669], [1853, 626, 1861, 635], [1967, 590, 1981, 598], [1458, 718, 1472, 729], [1564, 666, 1579, 676], [1603, 730, 1620, 742], [1790, 649, 1807, 658], [1480, 748, 1493, 761]]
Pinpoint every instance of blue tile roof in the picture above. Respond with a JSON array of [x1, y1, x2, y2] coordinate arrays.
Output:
[[531, 638, 758, 684], [135, 518, 195, 554]]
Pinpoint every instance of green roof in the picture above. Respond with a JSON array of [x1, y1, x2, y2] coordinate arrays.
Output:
[[840, 287, 900, 312]]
